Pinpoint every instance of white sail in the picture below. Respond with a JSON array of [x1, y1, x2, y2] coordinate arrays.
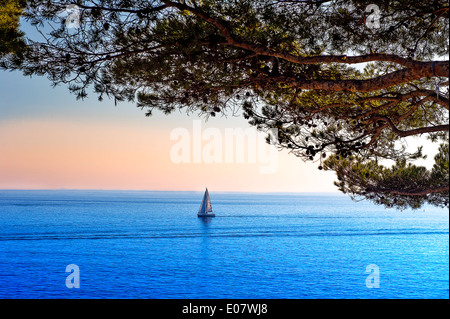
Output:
[[198, 188, 213, 214]]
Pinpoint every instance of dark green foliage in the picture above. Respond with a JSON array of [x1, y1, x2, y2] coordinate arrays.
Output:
[[0, 0, 26, 56], [324, 142, 449, 209]]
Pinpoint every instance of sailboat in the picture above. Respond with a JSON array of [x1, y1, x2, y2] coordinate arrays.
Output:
[[197, 188, 215, 217]]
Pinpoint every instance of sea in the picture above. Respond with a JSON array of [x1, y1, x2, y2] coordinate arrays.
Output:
[[0, 190, 448, 299]]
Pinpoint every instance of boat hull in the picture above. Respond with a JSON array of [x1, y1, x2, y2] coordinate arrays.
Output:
[[198, 213, 215, 217]]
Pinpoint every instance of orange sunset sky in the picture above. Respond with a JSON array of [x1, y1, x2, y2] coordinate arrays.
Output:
[[0, 70, 339, 193]]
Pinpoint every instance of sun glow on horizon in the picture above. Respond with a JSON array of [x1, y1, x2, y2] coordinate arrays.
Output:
[[0, 116, 338, 192]]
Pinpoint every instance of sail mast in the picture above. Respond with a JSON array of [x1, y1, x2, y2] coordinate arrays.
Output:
[[205, 188, 212, 213]]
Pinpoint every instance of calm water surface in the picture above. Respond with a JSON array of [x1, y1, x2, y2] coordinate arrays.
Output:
[[0, 190, 448, 299]]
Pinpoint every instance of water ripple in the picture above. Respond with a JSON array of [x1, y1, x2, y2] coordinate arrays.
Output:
[[0, 229, 447, 241]]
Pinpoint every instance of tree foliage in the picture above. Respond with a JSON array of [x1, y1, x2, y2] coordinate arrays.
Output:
[[0, 0, 26, 55], [1, 0, 448, 209]]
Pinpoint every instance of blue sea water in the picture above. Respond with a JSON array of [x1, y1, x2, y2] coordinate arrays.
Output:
[[0, 190, 448, 299]]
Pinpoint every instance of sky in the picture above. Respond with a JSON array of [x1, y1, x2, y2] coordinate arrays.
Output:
[[0, 69, 339, 192]]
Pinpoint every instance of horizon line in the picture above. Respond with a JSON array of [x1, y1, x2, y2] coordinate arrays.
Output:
[[0, 188, 342, 194]]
